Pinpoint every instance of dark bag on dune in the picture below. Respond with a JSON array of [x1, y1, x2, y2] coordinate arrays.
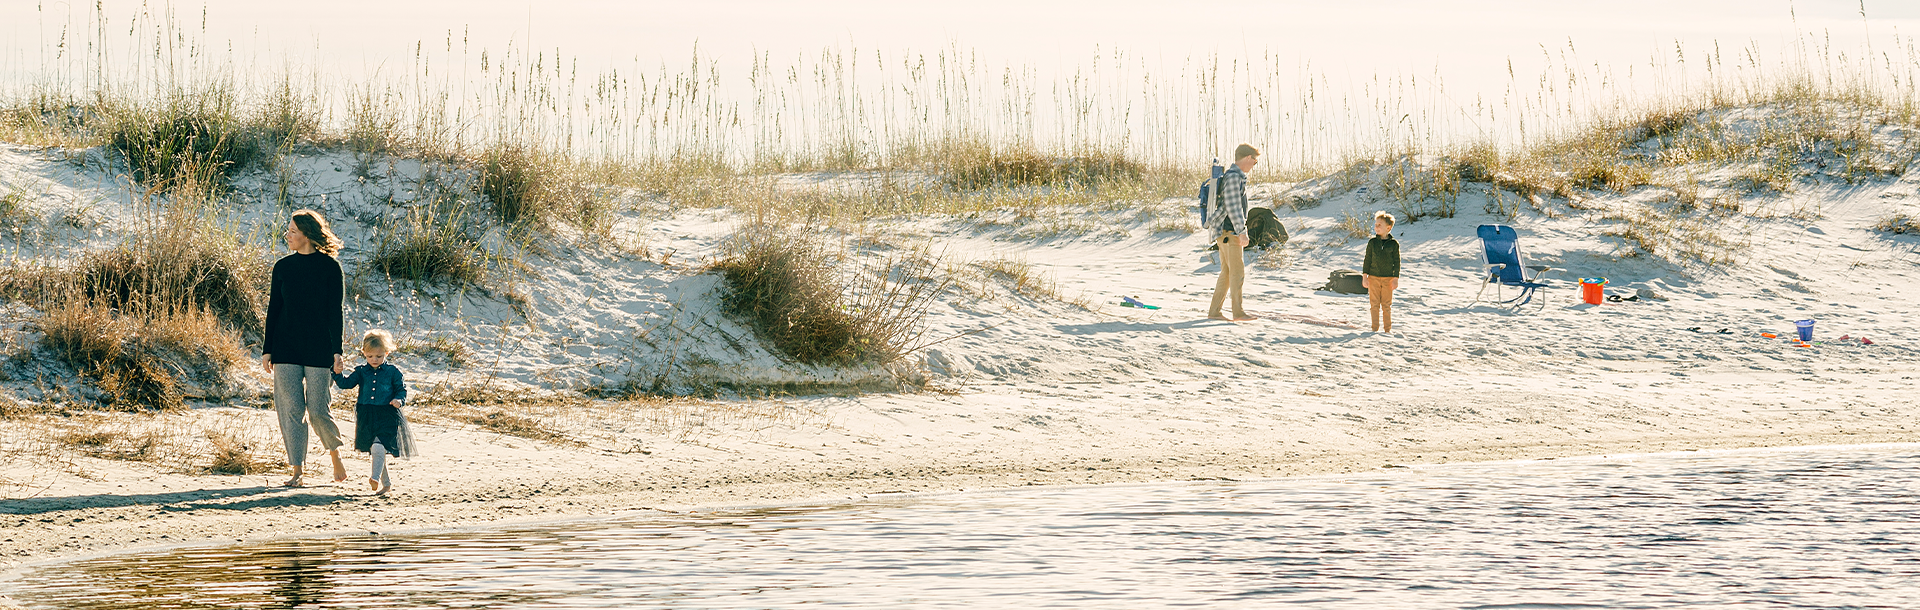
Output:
[[1246, 207, 1287, 250], [1321, 269, 1366, 294], [1207, 207, 1289, 251]]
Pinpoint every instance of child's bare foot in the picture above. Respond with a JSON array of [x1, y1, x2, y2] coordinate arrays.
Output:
[[1231, 313, 1258, 322], [1206, 312, 1230, 321], [369, 478, 381, 492], [374, 484, 392, 496]]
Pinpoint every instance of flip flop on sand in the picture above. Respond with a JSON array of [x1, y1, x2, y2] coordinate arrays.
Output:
[[1863, 338, 1876, 345]]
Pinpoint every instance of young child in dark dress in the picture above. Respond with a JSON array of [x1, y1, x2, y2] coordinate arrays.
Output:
[[332, 330, 414, 495]]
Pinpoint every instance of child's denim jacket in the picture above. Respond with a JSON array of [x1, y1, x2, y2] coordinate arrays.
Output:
[[333, 364, 408, 407]]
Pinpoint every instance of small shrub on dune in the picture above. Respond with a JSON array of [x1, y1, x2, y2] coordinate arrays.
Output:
[[712, 226, 946, 366], [943, 144, 1145, 191], [105, 100, 264, 189], [712, 227, 866, 365], [481, 145, 596, 231], [1337, 211, 1372, 239], [58, 429, 163, 462], [1629, 108, 1695, 142], [458, 411, 575, 445], [399, 334, 475, 368], [207, 430, 277, 474], [256, 76, 322, 151], [77, 239, 268, 338], [0, 188, 30, 225], [1874, 213, 1920, 235], [371, 202, 489, 285], [38, 301, 242, 411]]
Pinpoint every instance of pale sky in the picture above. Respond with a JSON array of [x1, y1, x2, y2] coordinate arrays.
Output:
[[5, 0, 1915, 84], [5, 0, 1916, 161]]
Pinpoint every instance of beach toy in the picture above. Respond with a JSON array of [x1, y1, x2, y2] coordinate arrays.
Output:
[[1794, 319, 1815, 342], [1862, 338, 1875, 345], [1579, 277, 1607, 305], [1761, 332, 1777, 339], [1120, 296, 1160, 310]]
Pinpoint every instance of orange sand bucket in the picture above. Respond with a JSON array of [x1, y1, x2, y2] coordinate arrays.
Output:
[[1579, 277, 1607, 305]]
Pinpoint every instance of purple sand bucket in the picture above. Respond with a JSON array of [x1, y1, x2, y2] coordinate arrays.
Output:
[[1795, 319, 1815, 342]]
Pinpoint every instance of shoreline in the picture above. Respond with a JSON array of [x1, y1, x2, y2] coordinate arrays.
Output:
[[6, 410, 1915, 582]]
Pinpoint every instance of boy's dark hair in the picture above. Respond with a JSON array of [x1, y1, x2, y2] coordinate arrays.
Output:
[[1373, 211, 1396, 227]]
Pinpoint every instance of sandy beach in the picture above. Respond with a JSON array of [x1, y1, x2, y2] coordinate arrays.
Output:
[[6, 133, 1918, 583]]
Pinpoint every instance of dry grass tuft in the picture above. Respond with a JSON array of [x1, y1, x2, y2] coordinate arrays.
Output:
[[1337, 211, 1372, 240], [73, 234, 268, 338], [38, 302, 243, 411], [57, 429, 162, 462], [976, 257, 1059, 301], [941, 144, 1144, 191], [456, 411, 574, 445], [206, 430, 276, 474], [104, 96, 267, 190], [480, 146, 606, 232], [1598, 207, 1744, 265], [369, 199, 489, 285], [1873, 213, 1920, 235], [711, 226, 865, 364], [399, 334, 475, 368], [0, 187, 30, 226], [711, 224, 946, 365]]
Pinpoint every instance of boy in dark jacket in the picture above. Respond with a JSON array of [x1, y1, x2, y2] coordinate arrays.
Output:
[[1362, 211, 1401, 333]]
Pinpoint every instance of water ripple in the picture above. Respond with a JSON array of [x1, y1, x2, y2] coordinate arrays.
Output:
[[10, 445, 1920, 608]]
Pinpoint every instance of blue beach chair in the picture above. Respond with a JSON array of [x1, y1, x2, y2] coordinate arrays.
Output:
[[1471, 224, 1554, 309]]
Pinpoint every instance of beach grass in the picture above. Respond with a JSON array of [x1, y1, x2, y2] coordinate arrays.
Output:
[[0, 3, 1917, 414]]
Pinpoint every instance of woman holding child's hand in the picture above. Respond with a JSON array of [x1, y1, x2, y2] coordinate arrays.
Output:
[[261, 210, 349, 488]]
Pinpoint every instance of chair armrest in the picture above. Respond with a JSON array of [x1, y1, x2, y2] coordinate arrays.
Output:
[[1526, 265, 1551, 272]]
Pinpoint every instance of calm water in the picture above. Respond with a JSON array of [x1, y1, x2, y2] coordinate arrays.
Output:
[[10, 445, 1920, 609]]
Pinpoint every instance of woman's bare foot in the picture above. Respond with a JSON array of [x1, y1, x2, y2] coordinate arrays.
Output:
[[1231, 313, 1258, 322], [1207, 312, 1230, 321], [330, 452, 348, 483], [282, 474, 303, 487]]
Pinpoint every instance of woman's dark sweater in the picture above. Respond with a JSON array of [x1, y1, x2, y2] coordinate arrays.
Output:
[[262, 251, 344, 368], [1363, 234, 1401, 278]]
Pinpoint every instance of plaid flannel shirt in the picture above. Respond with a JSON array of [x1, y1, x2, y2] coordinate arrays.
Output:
[[1209, 165, 1249, 243]]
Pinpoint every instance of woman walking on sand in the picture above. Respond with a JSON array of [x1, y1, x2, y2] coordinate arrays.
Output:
[[262, 209, 349, 487]]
